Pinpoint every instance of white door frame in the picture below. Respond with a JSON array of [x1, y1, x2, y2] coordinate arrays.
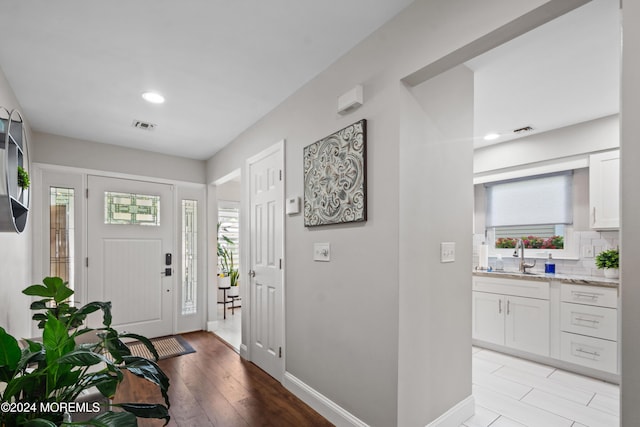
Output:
[[32, 163, 208, 337], [243, 140, 285, 377]]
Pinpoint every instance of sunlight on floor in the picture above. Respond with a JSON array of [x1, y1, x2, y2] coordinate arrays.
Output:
[[214, 304, 241, 352]]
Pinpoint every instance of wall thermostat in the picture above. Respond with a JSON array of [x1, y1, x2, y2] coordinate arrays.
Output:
[[286, 197, 300, 215]]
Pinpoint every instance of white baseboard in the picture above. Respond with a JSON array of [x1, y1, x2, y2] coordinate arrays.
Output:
[[283, 372, 370, 427], [239, 344, 248, 358], [206, 320, 218, 332], [426, 395, 475, 427]]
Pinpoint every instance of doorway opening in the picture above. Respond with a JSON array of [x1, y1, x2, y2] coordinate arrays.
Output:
[[404, 0, 621, 425], [213, 172, 242, 351]]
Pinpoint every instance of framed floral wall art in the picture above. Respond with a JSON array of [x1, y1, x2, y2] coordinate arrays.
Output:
[[303, 119, 367, 226]]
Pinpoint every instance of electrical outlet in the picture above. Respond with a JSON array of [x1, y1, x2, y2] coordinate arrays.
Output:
[[582, 245, 594, 258], [441, 242, 455, 263]]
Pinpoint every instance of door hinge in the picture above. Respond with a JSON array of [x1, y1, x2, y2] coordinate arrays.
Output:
[[279, 347, 282, 358], [85, 188, 89, 198], [279, 259, 282, 269], [85, 257, 89, 268], [279, 170, 283, 181]]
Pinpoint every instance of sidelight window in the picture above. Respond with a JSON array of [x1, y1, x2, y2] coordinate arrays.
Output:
[[181, 200, 198, 315]]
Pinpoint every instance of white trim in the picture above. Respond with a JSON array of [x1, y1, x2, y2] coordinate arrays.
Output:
[[283, 372, 370, 427], [474, 156, 588, 184], [32, 162, 207, 188], [425, 395, 475, 427]]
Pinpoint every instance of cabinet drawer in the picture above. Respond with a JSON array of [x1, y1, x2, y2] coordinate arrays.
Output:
[[560, 332, 617, 374], [560, 302, 617, 341], [473, 276, 549, 300], [561, 284, 617, 308]]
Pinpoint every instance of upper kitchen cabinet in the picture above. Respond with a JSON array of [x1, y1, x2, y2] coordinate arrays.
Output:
[[589, 150, 619, 230]]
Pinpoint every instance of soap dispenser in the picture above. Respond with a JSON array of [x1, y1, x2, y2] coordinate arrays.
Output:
[[545, 253, 555, 274]]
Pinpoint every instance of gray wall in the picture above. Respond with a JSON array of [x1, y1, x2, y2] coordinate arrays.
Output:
[[205, 0, 555, 425], [0, 67, 32, 338], [398, 64, 474, 426], [33, 132, 206, 184], [621, 1, 640, 426]]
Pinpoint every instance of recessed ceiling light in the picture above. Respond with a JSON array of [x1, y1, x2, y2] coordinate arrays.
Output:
[[141, 92, 165, 104], [483, 133, 500, 141]]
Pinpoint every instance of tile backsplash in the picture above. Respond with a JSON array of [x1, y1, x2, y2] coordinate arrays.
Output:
[[473, 230, 619, 277]]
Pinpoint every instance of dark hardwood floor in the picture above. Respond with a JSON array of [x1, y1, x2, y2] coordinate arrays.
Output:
[[114, 331, 334, 427]]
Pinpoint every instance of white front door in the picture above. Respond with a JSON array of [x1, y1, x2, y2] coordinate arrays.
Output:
[[248, 143, 284, 380], [87, 175, 174, 338]]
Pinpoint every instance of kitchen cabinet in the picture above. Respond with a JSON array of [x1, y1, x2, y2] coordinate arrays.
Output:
[[589, 150, 619, 230], [473, 277, 550, 357], [559, 284, 618, 373]]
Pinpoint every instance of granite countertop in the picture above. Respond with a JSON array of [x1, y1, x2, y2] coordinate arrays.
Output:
[[472, 269, 619, 288]]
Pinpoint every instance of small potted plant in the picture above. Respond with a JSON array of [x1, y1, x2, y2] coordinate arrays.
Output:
[[595, 248, 619, 279], [17, 165, 30, 200]]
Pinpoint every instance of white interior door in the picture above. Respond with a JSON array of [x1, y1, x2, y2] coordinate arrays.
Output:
[[87, 175, 174, 338], [248, 143, 284, 380]]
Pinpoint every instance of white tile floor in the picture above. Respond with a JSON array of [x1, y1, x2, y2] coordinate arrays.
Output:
[[214, 303, 242, 352], [462, 347, 620, 427]]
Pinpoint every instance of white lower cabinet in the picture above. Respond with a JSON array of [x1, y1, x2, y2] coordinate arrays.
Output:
[[560, 332, 617, 373], [473, 276, 619, 376], [559, 284, 619, 374], [472, 277, 550, 357]]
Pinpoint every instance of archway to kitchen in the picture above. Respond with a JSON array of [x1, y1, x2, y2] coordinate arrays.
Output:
[[401, 0, 621, 426]]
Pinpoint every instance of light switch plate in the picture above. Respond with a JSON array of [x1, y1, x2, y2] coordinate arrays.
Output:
[[314, 243, 331, 262], [440, 242, 455, 263]]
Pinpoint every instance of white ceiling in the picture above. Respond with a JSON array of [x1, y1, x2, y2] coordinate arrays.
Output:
[[0, 1, 621, 160], [467, 0, 620, 148], [0, 1, 414, 160]]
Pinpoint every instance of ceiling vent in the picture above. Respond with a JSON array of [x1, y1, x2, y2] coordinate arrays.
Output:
[[132, 120, 157, 131], [513, 126, 533, 134]]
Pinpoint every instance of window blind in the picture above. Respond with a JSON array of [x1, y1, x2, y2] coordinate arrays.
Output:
[[486, 172, 573, 227]]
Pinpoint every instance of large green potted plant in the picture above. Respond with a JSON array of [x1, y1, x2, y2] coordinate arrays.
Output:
[[0, 277, 170, 426], [595, 248, 619, 279]]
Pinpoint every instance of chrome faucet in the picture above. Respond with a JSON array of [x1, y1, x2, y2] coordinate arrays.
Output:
[[513, 239, 536, 273]]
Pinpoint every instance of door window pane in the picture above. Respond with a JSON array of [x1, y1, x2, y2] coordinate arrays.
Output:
[[182, 200, 198, 315], [50, 187, 74, 289], [104, 191, 160, 226]]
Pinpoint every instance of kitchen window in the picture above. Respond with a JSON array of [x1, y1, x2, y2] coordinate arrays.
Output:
[[485, 172, 573, 254]]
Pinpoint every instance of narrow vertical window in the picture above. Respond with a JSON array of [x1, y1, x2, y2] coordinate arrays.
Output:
[[182, 200, 198, 315], [50, 187, 75, 290]]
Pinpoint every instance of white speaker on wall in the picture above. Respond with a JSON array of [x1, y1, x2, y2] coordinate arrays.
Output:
[[337, 84, 363, 115]]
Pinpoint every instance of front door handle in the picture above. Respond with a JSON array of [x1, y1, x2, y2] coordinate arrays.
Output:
[[248, 270, 256, 278]]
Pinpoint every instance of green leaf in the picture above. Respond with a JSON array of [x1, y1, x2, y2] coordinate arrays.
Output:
[[81, 301, 113, 327], [123, 356, 170, 407], [54, 284, 74, 304], [78, 410, 137, 427], [56, 368, 82, 388], [89, 373, 119, 398], [23, 284, 55, 298], [30, 299, 50, 310], [0, 326, 22, 370], [23, 418, 58, 427], [57, 349, 110, 367], [120, 333, 158, 361], [116, 402, 170, 422]]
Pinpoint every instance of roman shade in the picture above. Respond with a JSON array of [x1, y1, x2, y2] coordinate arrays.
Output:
[[486, 172, 573, 227]]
